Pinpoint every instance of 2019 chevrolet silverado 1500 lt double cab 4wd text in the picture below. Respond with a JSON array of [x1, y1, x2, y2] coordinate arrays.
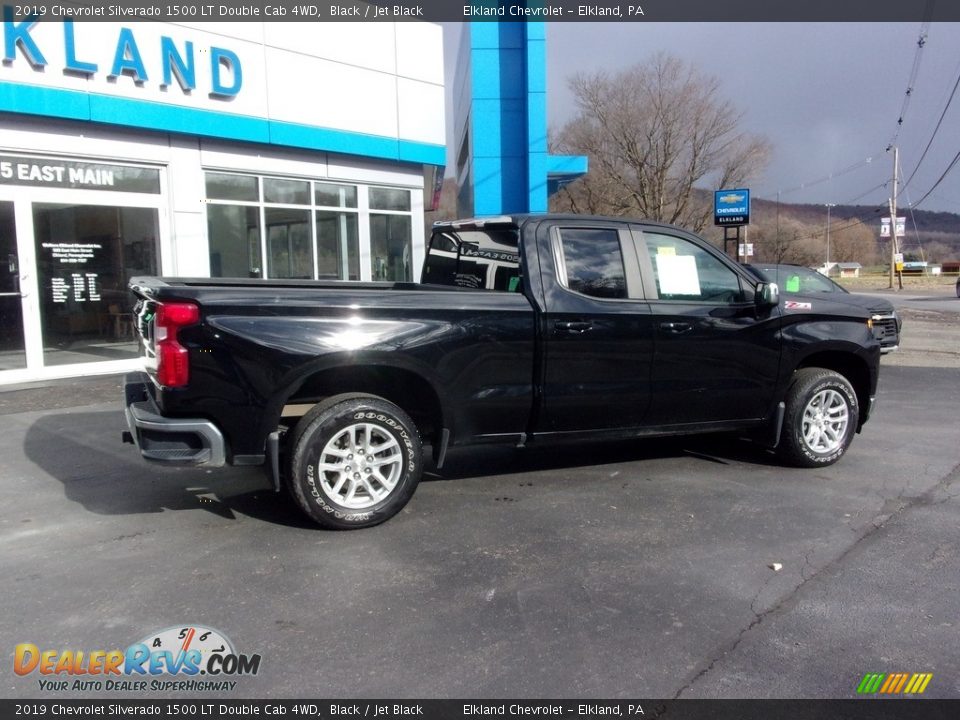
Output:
[[123, 215, 881, 529]]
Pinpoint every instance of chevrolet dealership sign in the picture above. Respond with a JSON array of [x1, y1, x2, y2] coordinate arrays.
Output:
[[714, 188, 751, 226]]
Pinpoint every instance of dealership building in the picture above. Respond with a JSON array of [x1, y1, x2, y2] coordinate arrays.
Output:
[[0, 19, 445, 384]]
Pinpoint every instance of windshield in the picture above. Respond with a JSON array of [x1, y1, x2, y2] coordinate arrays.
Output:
[[754, 265, 847, 294]]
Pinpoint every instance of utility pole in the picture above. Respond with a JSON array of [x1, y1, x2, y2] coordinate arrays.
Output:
[[889, 146, 901, 290], [825, 203, 836, 267]]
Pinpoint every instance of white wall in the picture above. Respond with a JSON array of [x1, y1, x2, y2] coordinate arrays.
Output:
[[0, 20, 445, 147]]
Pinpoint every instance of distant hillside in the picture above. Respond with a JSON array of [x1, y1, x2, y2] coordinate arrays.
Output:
[[747, 197, 960, 263], [427, 179, 960, 264]]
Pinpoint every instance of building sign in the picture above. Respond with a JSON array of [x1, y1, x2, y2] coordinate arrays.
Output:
[[1, 17, 243, 98], [880, 217, 906, 238], [0, 155, 160, 193], [714, 188, 750, 226], [51, 272, 101, 304], [0, 18, 445, 166], [40, 242, 103, 304]]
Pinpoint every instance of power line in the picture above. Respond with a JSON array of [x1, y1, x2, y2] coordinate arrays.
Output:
[[776, 152, 885, 197], [793, 216, 874, 243], [887, 14, 933, 149], [900, 61, 960, 193], [909, 149, 960, 209], [899, 160, 927, 262], [841, 181, 888, 206]]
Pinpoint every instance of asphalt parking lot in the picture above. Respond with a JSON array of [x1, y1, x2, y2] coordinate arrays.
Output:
[[2, 299, 959, 700]]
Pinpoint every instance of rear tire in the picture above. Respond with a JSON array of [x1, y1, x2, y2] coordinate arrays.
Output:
[[287, 394, 422, 529], [778, 368, 858, 468]]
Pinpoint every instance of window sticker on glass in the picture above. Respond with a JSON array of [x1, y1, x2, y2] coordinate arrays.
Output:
[[657, 246, 676, 256], [655, 254, 701, 296]]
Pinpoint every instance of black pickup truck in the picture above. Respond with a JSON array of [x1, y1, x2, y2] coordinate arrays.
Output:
[[123, 214, 880, 529]]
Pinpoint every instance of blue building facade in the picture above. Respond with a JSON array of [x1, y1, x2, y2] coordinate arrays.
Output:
[[453, 21, 587, 217]]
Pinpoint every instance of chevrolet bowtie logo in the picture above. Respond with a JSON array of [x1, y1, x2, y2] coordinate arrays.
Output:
[[719, 193, 746, 204], [857, 672, 933, 695]]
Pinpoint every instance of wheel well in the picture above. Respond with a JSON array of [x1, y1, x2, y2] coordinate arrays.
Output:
[[284, 366, 444, 445], [795, 352, 870, 423]]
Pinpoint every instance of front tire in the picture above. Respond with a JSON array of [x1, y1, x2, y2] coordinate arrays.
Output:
[[287, 394, 422, 529], [778, 368, 859, 468]]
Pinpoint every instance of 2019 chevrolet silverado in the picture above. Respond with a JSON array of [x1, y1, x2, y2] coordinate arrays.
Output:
[[123, 215, 881, 529]]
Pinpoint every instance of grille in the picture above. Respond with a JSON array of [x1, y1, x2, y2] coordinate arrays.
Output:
[[871, 314, 899, 346]]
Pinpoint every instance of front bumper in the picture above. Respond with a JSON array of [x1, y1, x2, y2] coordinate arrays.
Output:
[[123, 372, 226, 466]]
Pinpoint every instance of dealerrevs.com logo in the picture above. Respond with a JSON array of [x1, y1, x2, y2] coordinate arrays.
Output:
[[14, 625, 261, 692]]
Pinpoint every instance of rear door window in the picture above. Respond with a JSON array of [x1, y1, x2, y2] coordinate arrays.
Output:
[[555, 228, 627, 300]]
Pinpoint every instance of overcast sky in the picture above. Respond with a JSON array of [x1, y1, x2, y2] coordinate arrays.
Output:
[[443, 22, 960, 215]]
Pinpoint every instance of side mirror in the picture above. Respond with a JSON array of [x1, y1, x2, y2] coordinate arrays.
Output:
[[756, 281, 780, 308]]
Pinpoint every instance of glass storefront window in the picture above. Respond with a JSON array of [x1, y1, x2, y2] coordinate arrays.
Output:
[[204, 174, 416, 283], [205, 172, 258, 202], [369, 187, 411, 212], [370, 214, 412, 282], [266, 208, 312, 279], [316, 210, 359, 280], [315, 183, 357, 208], [264, 177, 310, 205], [33, 203, 159, 367], [208, 205, 262, 278]]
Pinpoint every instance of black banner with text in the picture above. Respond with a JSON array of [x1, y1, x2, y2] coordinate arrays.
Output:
[[3, 1, 959, 23]]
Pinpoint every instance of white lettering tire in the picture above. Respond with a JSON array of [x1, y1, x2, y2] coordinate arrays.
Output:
[[778, 368, 859, 468], [287, 394, 422, 529]]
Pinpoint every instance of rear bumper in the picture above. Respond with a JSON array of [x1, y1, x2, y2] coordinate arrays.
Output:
[[123, 372, 226, 466]]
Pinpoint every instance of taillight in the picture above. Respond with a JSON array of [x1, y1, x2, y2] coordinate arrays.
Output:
[[155, 302, 200, 388]]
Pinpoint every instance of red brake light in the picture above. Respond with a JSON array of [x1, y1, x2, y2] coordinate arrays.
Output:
[[157, 302, 199, 327], [155, 302, 199, 388]]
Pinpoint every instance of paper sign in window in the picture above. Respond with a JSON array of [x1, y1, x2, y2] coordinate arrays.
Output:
[[655, 254, 701, 296]]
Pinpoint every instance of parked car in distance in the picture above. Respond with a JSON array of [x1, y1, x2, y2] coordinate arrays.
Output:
[[748, 264, 901, 353]]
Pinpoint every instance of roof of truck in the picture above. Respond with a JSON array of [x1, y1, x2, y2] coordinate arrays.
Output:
[[432, 214, 686, 233]]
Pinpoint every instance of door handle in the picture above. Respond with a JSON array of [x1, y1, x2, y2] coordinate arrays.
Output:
[[659, 321, 692, 334], [555, 320, 593, 334]]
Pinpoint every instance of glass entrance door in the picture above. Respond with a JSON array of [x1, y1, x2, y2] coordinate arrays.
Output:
[[0, 201, 26, 370], [33, 204, 159, 367]]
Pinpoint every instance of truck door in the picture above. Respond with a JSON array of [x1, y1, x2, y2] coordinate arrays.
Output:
[[535, 220, 655, 434], [634, 227, 780, 426]]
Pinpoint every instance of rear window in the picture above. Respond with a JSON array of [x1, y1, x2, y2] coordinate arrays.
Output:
[[422, 227, 522, 291]]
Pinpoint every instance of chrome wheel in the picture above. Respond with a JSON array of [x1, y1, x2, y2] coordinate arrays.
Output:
[[315, 422, 404, 509], [800, 389, 849, 454]]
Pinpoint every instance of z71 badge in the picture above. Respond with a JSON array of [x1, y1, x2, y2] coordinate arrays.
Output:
[[784, 301, 812, 310]]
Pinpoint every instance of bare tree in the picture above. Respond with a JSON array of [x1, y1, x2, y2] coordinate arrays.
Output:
[[829, 222, 881, 265], [751, 216, 821, 266], [551, 53, 771, 233]]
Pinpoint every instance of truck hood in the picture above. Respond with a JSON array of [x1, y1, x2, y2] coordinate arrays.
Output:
[[783, 292, 895, 318]]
